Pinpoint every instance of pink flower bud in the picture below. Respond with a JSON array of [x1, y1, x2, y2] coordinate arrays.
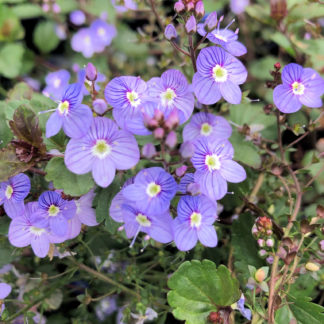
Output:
[[180, 141, 194, 158], [143, 113, 158, 129], [154, 127, 164, 140], [185, 15, 197, 34], [174, 1, 185, 14], [195, 1, 205, 20], [93, 99, 107, 114], [142, 143, 156, 159], [154, 109, 164, 122], [255, 268, 267, 282], [52, 3, 61, 13], [266, 256, 274, 264], [266, 238, 274, 247], [205, 11, 218, 31], [257, 239, 265, 247], [258, 249, 267, 258], [165, 109, 179, 130], [86, 62, 97, 81], [42, 4, 50, 12], [165, 131, 177, 149], [186, 2, 195, 11], [164, 24, 178, 40], [176, 165, 187, 177]]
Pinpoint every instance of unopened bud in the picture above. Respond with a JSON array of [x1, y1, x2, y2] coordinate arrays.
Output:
[[165, 109, 179, 130], [164, 24, 178, 40], [143, 113, 158, 129], [187, 182, 200, 195], [266, 238, 274, 247], [186, 2, 195, 12], [205, 12, 218, 32], [174, 1, 185, 14], [176, 165, 187, 177], [52, 3, 61, 13], [85, 62, 97, 81], [166, 131, 177, 148], [266, 256, 274, 264], [154, 127, 164, 140], [185, 15, 197, 34], [258, 249, 267, 258], [142, 143, 156, 159], [257, 239, 265, 247], [93, 99, 107, 115], [154, 109, 164, 123], [305, 262, 320, 272], [274, 62, 281, 70], [270, 0, 287, 21], [180, 141, 194, 158], [195, 1, 205, 20], [255, 268, 267, 282]]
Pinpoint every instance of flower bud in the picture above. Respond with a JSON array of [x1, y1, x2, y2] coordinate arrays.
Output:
[[52, 3, 61, 13], [270, 0, 287, 21], [255, 268, 267, 282], [319, 240, 324, 251], [185, 15, 197, 34], [154, 127, 164, 140], [258, 249, 267, 258], [266, 238, 274, 247], [305, 262, 320, 272], [164, 24, 178, 40], [187, 182, 200, 195], [257, 239, 265, 247], [86, 62, 97, 81], [266, 256, 274, 264], [143, 113, 158, 129], [154, 109, 164, 123], [176, 165, 187, 177], [164, 109, 179, 130], [165, 131, 177, 149], [93, 99, 107, 114], [205, 11, 218, 32], [70, 10, 86, 26], [186, 2, 195, 12], [195, 1, 205, 20], [174, 1, 185, 14], [180, 141, 194, 159], [274, 62, 281, 70], [142, 143, 156, 159]]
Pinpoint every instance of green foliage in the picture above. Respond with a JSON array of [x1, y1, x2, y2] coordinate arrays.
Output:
[[0, 4, 24, 41], [33, 20, 60, 53], [0, 42, 24, 78], [45, 157, 95, 197], [167, 260, 240, 324]]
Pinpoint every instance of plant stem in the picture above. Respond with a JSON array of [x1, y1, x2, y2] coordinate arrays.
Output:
[[304, 163, 324, 189], [188, 35, 197, 72]]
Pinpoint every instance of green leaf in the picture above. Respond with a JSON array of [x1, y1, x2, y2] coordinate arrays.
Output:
[[33, 20, 60, 54], [288, 2, 324, 21], [0, 4, 24, 41], [8, 82, 33, 100], [167, 260, 240, 324], [45, 157, 95, 197], [0, 103, 12, 148], [287, 296, 324, 324], [0, 238, 15, 267], [0, 42, 24, 78], [11, 4, 43, 19], [0, 145, 34, 181], [9, 104, 46, 153]]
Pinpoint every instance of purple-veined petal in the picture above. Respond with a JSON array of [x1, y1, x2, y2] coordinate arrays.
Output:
[[225, 41, 247, 57], [196, 46, 227, 77], [148, 214, 173, 243], [192, 73, 221, 105], [67, 216, 82, 239], [92, 158, 115, 188], [46, 112, 63, 138], [10, 173, 30, 201], [299, 92, 323, 108], [124, 220, 139, 238], [225, 56, 248, 85], [62, 200, 77, 220], [273, 84, 302, 113], [4, 200, 25, 219], [219, 159, 246, 183], [49, 215, 68, 237], [31, 234, 50, 258], [109, 191, 125, 222], [8, 216, 32, 247], [281, 63, 303, 85], [0, 283, 11, 299], [219, 80, 242, 104], [197, 225, 218, 247], [173, 219, 198, 251]]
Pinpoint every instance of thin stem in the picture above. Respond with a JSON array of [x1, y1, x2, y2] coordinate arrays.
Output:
[[170, 41, 191, 57], [276, 111, 285, 161], [286, 131, 309, 149], [188, 35, 197, 72], [91, 289, 116, 302], [148, 0, 164, 30], [304, 163, 324, 188]]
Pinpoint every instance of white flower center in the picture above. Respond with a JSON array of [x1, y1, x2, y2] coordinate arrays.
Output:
[[57, 100, 69, 115], [214, 33, 228, 42], [48, 204, 60, 217], [161, 88, 176, 106], [146, 182, 161, 198], [136, 213, 151, 227], [30, 226, 46, 236], [212, 64, 228, 82], [98, 27, 106, 36], [200, 122, 212, 136], [53, 78, 61, 88], [205, 154, 221, 171], [291, 81, 305, 95], [126, 90, 141, 108], [190, 212, 202, 228], [75, 200, 81, 214], [5, 185, 13, 199], [92, 139, 111, 159]]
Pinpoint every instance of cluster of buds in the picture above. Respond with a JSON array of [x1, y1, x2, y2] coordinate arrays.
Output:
[[144, 109, 179, 148], [266, 62, 282, 89], [42, 0, 61, 13]]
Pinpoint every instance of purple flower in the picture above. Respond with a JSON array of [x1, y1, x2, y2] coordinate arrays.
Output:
[[0, 173, 30, 219], [164, 24, 178, 40], [198, 16, 247, 57], [142, 143, 157, 159], [273, 63, 324, 113], [147, 70, 195, 123], [45, 83, 93, 139], [76, 189, 98, 226], [118, 201, 173, 244], [37, 191, 77, 237], [183, 112, 232, 143], [71, 28, 96, 58], [43, 69, 70, 100], [0, 282, 11, 317], [90, 20, 117, 53], [70, 10, 86, 25], [192, 46, 247, 105], [191, 138, 246, 200], [180, 141, 195, 159], [65, 117, 140, 188], [178, 173, 200, 195], [111, 0, 137, 13], [95, 296, 117, 321], [93, 99, 108, 115], [173, 195, 218, 251], [236, 294, 252, 320], [123, 167, 177, 214], [230, 0, 249, 15], [105, 76, 150, 133], [8, 202, 65, 258]]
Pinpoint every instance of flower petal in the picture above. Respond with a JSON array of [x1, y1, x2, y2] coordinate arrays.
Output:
[[8, 216, 32, 247], [173, 219, 198, 251], [31, 234, 50, 258], [225, 41, 247, 57], [4, 200, 24, 219], [0, 283, 11, 299], [92, 158, 115, 188], [148, 213, 173, 243], [50, 215, 68, 237], [197, 225, 218, 247], [219, 80, 242, 104], [46, 112, 63, 138], [67, 216, 82, 239], [273, 84, 302, 113], [219, 159, 246, 183], [192, 73, 221, 105], [281, 63, 303, 85]]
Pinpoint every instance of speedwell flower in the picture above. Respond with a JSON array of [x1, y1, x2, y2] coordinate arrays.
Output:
[[192, 46, 247, 105], [65, 117, 140, 188], [43, 69, 70, 100], [45, 83, 93, 139], [0, 282, 11, 317], [191, 137, 246, 200], [273, 63, 324, 113], [90, 19, 117, 53]]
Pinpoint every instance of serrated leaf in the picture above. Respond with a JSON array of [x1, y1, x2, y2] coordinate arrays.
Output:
[[0, 145, 34, 181], [167, 260, 240, 324], [45, 157, 94, 197], [33, 20, 60, 54]]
